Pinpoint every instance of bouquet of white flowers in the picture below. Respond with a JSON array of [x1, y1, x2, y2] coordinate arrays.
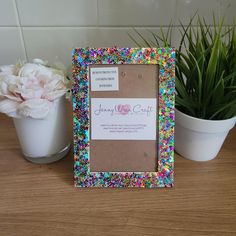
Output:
[[0, 59, 68, 119]]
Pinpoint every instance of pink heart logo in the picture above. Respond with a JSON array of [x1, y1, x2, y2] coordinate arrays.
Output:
[[116, 104, 131, 115]]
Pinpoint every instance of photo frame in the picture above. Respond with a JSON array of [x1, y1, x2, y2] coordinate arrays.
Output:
[[72, 47, 175, 188]]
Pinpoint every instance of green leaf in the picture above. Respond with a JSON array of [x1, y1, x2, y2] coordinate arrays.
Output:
[[209, 100, 236, 119], [175, 96, 196, 116], [132, 28, 152, 47], [127, 31, 143, 47]]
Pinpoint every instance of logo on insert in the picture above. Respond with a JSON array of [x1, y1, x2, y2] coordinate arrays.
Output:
[[116, 104, 131, 115]]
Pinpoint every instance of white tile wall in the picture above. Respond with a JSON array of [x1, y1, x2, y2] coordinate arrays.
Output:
[[0, 0, 235, 67], [16, 0, 97, 26], [0, 28, 26, 65], [176, 0, 220, 25], [219, 0, 236, 25], [23, 27, 101, 66], [0, 0, 18, 26], [98, 0, 177, 26], [22, 27, 181, 67]]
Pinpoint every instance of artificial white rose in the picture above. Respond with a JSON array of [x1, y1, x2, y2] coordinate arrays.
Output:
[[0, 74, 23, 101], [18, 63, 53, 78], [32, 58, 48, 66], [0, 65, 15, 75], [0, 63, 22, 76], [18, 98, 52, 119], [0, 99, 19, 116]]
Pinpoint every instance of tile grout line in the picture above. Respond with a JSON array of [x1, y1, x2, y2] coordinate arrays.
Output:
[[13, 0, 28, 61], [2, 25, 216, 28], [172, 0, 178, 47]]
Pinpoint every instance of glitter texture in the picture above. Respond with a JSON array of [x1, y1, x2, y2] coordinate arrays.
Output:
[[72, 47, 175, 188]]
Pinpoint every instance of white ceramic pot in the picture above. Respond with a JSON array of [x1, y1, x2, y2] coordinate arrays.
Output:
[[13, 96, 70, 164], [175, 108, 236, 161]]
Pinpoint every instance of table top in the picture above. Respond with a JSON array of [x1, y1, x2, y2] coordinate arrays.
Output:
[[0, 112, 236, 236]]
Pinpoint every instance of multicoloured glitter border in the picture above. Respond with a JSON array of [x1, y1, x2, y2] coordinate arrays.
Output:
[[72, 47, 175, 188]]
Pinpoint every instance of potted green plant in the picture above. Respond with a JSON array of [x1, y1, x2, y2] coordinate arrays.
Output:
[[130, 16, 236, 161]]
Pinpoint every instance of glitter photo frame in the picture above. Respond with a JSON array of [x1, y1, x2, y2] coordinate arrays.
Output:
[[72, 47, 175, 188]]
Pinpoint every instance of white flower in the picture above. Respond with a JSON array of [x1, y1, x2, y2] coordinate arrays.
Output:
[[18, 63, 53, 78], [32, 58, 48, 66], [0, 99, 19, 117], [0, 62, 23, 76], [0, 74, 23, 101], [0, 65, 15, 75], [0, 59, 68, 119], [18, 98, 52, 119]]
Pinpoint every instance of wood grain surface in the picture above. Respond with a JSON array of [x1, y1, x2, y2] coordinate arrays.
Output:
[[0, 107, 236, 236]]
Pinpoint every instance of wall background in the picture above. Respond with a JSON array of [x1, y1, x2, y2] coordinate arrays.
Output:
[[0, 0, 235, 68]]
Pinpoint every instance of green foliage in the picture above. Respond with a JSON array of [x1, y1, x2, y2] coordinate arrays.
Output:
[[130, 16, 236, 120]]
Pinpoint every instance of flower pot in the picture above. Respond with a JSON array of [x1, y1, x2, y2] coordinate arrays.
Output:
[[175, 108, 236, 161], [13, 96, 70, 164]]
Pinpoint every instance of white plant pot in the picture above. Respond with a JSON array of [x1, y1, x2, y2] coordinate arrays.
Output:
[[175, 108, 236, 161], [13, 96, 70, 164]]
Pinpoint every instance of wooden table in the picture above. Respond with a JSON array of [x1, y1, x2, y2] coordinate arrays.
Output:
[[0, 112, 236, 236]]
